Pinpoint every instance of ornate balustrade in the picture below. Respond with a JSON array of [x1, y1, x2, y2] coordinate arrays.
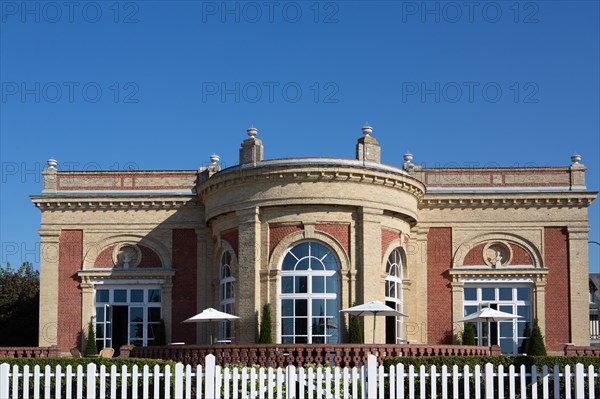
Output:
[[0, 346, 61, 358], [564, 345, 600, 356], [131, 344, 498, 367]]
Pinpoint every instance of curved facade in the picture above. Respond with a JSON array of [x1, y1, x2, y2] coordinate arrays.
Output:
[[33, 127, 597, 354]]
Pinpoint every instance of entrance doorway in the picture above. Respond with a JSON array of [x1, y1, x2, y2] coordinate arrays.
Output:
[[95, 287, 163, 351], [112, 306, 128, 356]]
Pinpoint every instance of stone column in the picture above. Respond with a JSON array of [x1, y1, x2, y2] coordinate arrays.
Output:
[[450, 280, 464, 343], [568, 225, 591, 346], [533, 277, 547, 337], [80, 280, 94, 346], [405, 227, 428, 343], [236, 207, 262, 343], [162, 281, 174, 343], [357, 207, 384, 343], [38, 230, 60, 347]]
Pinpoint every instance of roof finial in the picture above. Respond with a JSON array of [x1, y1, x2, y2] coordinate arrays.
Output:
[[246, 125, 258, 138], [571, 153, 582, 164], [47, 158, 57, 169], [361, 122, 373, 137]]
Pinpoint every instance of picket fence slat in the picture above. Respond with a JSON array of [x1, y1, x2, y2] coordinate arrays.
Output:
[[1, 355, 598, 399]]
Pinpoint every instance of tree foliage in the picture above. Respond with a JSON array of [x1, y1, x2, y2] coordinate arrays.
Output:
[[0, 262, 39, 345], [85, 318, 98, 356], [461, 323, 477, 345], [348, 314, 363, 343], [528, 318, 547, 356], [258, 303, 273, 344]]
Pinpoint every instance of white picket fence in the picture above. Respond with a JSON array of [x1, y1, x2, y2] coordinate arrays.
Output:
[[1, 354, 598, 398]]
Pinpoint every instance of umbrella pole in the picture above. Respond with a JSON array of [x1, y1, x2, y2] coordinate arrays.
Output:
[[373, 315, 376, 344], [488, 320, 491, 355]]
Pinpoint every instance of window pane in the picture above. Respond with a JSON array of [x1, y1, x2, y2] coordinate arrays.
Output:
[[96, 290, 109, 303], [326, 276, 337, 293], [130, 307, 143, 322], [282, 336, 294, 344], [129, 324, 144, 339], [464, 305, 478, 316], [282, 299, 293, 316], [517, 288, 531, 301], [131, 289, 144, 303], [295, 299, 307, 316], [481, 288, 495, 301], [295, 318, 307, 335], [326, 299, 337, 317], [517, 306, 530, 319], [323, 255, 338, 271], [114, 289, 127, 303], [282, 277, 293, 293], [500, 338, 513, 354], [499, 322, 513, 337], [294, 242, 310, 259], [96, 325, 104, 339], [148, 307, 161, 323], [282, 318, 293, 335], [517, 321, 531, 337], [148, 289, 161, 302], [499, 305, 513, 314], [464, 288, 477, 301], [312, 318, 325, 335], [296, 259, 309, 271], [295, 276, 307, 293], [499, 288, 512, 301], [312, 276, 325, 293], [282, 255, 296, 271], [312, 299, 325, 317], [96, 307, 104, 322]]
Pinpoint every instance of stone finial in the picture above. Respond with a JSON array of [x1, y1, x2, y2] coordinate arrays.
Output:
[[47, 158, 58, 169], [246, 126, 258, 138], [403, 152, 415, 174], [362, 122, 373, 137], [571, 153, 582, 164], [207, 153, 221, 175], [210, 154, 220, 164]]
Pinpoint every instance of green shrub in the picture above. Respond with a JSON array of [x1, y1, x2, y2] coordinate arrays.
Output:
[[84, 318, 97, 356], [461, 323, 476, 345], [527, 319, 547, 356], [348, 315, 363, 344], [258, 303, 273, 344]]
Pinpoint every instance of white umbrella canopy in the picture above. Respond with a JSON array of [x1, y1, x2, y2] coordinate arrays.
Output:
[[455, 307, 522, 354], [183, 308, 240, 344], [341, 301, 407, 344]]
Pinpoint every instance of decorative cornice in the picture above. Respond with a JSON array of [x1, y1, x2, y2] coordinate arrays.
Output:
[[421, 192, 597, 209], [78, 268, 176, 284], [31, 196, 196, 211], [198, 162, 426, 200], [448, 266, 549, 283]]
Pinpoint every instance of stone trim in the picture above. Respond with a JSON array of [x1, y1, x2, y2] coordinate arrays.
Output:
[[421, 193, 596, 209], [32, 196, 196, 211]]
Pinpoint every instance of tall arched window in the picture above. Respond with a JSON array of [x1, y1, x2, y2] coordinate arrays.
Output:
[[280, 241, 339, 343], [219, 251, 235, 341], [385, 248, 404, 343]]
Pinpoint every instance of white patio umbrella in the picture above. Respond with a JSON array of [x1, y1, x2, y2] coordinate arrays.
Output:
[[455, 307, 522, 354], [341, 301, 407, 344], [183, 308, 240, 344]]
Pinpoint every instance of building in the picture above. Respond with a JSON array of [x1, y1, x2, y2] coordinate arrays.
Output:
[[32, 126, 597, 355]]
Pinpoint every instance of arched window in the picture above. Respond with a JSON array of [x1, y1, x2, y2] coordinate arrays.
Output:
[[385, 248, 404, 343], [280, 241, 339, 344], [219, 251, 235, 341]]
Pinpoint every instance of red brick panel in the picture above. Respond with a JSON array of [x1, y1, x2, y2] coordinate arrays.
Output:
[[172, 229, 198, 344], [510, 244, 533, 265], [138, 245, 162, 267], [221, 228, 239, 256], [427, 228, 453, 344], [58, 230, 83, 352], [316, 224, 350, 259], [462, 243, 486, 266], [269, 224, 303, 258], [381, 229, 400, 257], [94, 245, 115, 268], [544, 227, 570, 351]]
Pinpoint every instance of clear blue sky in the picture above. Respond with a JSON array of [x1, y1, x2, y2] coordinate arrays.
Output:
[[1, 1, 598, 270]]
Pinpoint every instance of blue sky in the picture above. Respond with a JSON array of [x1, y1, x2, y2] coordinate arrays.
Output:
[[1, 1, 598, 270]]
